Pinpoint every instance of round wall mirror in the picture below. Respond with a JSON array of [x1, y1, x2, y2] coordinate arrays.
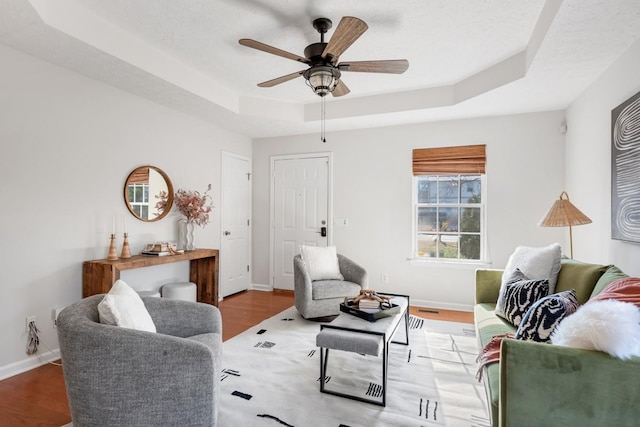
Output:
[[123, 166, 174, 222]]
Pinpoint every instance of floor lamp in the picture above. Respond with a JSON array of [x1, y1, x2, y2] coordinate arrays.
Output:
[[538, 191, 592, 259]]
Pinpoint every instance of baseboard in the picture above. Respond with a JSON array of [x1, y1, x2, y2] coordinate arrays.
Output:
[[242, 289, 470, 311], [411, 299, 473, 313], [0, 348, 61, 381]]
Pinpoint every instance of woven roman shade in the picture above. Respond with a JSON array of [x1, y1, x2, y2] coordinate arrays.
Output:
[[412, 144, 486, 175], [128, 167, 149, 184]]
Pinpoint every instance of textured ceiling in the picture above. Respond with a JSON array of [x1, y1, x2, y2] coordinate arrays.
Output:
[[1, 0, 640, 138]]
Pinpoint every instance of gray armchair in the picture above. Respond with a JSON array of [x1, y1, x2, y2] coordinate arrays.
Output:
[[294, 253, 368, 319], [57, 294, 222, 426]]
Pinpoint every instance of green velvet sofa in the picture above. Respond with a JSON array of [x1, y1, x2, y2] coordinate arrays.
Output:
[[475, 259, 640, 427]]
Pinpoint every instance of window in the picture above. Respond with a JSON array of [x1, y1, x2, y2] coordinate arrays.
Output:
[[127, 183, 150, 218], [412, 145, 486, 262]]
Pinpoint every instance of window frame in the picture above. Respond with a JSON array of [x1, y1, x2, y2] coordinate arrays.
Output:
[[127, 183, 150, 219], [412, 173, 487, 264]]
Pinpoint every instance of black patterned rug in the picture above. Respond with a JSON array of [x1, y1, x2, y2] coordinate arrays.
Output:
[[218, 306, 489, 427]]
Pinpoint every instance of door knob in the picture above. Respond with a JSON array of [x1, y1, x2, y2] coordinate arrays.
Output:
[[224, 231, 231, 236]]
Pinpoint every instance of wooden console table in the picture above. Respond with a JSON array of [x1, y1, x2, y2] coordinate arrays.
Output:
[[83, 248, 219, 306]]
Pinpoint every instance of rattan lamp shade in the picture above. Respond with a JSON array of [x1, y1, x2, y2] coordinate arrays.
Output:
[[538, 191, 592, 258]]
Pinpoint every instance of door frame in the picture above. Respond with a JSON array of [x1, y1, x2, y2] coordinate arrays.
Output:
[[269, 152, 334, 289], [221, 151, 252, 299]]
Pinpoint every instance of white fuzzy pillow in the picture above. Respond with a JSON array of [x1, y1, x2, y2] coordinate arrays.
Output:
[[98, 279, 156, 333], [300, 245, 344, 281], [501, 243, 562, 292], [551, 300, 640, 359], [496, 243, 562, 318]]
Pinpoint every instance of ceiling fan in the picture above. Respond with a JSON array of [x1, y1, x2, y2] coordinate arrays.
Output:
[[239, 16, 409, 98]]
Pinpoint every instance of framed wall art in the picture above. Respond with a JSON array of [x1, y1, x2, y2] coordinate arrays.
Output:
[[611, 89, 640, 243]]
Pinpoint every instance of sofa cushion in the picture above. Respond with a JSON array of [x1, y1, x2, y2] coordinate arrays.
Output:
[[552, 299, 640, 359], [300, 245, 344, 281], [97, 279, 156, 333], [474, 303, 514, 426], [312, 280, 361, 300], [515, 289, 579, 342], [590, 265, 628, 298], [555, 259, 608, 304], [497, 269, 549, 326], [474, 303, 516, 349]]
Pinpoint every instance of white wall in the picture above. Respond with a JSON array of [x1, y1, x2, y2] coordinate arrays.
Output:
[[565, 38, 640, 276], [0, 44, 251, 378], [252, 111, 567, 310]]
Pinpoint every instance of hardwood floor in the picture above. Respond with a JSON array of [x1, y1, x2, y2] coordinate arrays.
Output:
[[0, 290, 473, 426], [409, 305, 474, 324], [219, 289, 295, 341]]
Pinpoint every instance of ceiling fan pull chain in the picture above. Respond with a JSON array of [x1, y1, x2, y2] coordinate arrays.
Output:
[[321, 96, 327, 143]]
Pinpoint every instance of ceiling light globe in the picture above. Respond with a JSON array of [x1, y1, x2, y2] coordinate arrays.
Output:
[[309, 70, 335, 97]]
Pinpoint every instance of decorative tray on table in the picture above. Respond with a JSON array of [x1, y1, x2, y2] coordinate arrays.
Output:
[[340, 291, 401, 322]]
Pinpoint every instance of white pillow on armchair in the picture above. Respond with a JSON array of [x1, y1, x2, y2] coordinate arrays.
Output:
[[300, 245, 344, 281], [98, 279, 156, 333]]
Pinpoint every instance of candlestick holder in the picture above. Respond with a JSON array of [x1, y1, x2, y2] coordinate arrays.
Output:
[[120, 233, 132, 259], [107, 234, 119, 261]]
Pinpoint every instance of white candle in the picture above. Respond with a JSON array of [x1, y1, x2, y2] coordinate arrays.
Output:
[[112, 216, 116, 235], [123, 215, 126, 234]]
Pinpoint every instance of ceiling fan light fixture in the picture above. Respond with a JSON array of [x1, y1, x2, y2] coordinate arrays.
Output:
[[239, 15, 408, 141], [304, 66, 340, 97]]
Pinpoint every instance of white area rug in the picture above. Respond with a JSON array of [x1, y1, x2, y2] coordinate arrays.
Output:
[[219, 307, 489, 427]]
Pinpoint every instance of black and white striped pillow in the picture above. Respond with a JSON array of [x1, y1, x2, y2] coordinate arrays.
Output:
[[515, 289, 579, 342], [502, 279, 550, 327], [496, 269, 549, 327], [496, 268, 529, 318]]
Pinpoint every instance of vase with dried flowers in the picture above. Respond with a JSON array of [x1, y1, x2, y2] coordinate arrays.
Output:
[[174, 184, 213, 251]]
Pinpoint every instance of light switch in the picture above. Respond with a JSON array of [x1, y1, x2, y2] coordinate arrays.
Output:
[[334, 218, 349, 227]]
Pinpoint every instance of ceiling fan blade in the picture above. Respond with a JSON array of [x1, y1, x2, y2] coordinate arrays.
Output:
[[322, 16, 368, 61], [239, 39, 310, 64], [331, 80, 350, 97], [338, 59, 410, 74], [257, 71, 304, 88]]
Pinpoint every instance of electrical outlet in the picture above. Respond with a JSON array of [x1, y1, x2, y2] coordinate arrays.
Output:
[[381, 273, 389, 283], [25, 316, 36, 332]]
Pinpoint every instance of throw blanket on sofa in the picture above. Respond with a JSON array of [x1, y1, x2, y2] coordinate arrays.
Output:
[[476, 332, 515, 381], [591, 278, 640, 306]]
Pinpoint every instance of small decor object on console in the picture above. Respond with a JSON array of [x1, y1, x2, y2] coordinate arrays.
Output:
[[174, 184, 213, 251], [174, 184, 213, 226], [106, 233, 118, 261], [120, 233, 132, 259], [141, 242, 182, 256]]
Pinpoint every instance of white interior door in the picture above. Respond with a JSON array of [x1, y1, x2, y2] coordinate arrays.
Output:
[[221, 152, 251, 297], [271, 154, 331, 290]]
